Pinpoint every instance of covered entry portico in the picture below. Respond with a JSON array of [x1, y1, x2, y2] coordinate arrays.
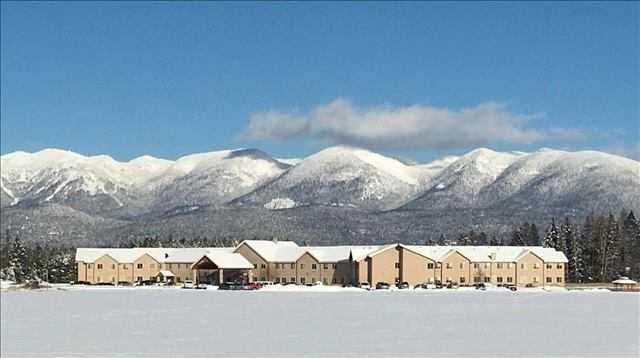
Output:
[[191, 253, 254, 285]]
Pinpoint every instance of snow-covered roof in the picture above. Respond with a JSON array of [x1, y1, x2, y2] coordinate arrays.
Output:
[[305, 246, 353, 262], [349, 245, 386, 262], [197, 252, 254, 269], [400, 245, 568, 263], [612, 277, 637, 285], [236, 240, 303, 262], [75, 247, 234, 264], [157, 270, 175, 277]]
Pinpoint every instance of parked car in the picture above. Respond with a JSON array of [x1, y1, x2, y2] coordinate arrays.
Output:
[[474, 283, 486, 290], [504, 284, 518, 291], [256, 281, 274, 286], [182, 280, 195, 289], [525, 283, 534, 288], [359, 282, 371, 290], [445, 281, 458, 289], [375, 282, 390, 290], [396, 282, 410, 289], [218, 282, 246, 290], [247, 282, 263, 290], [415, 283, 437, 289]]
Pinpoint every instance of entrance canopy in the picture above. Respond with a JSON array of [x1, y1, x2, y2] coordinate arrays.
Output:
[[157, 270, 175, 278], [191, 252, 254, 270]]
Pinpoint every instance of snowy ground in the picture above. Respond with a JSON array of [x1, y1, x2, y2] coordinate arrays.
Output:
[[1, 288, 638, 357]]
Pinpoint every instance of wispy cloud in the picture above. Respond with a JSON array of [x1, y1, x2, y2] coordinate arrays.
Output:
[[240, 98, 584, 150]]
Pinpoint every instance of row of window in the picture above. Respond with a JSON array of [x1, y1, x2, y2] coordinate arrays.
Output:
[[255, 263, 339, 270], [266, 277, 346, 285], [91, 263, 192, 270]]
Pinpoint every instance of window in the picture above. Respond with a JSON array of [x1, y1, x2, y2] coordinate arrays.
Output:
[[459, 263, 464, 269], [281, 277, 286, 283], [534, 263, 540, 269], [253, 264, 258, 269], [88, 264, 92, 269], [507, 263, 512, 269], [427, 263, 434, 269], [137, 264, 143, 269], [332, 264, 337, 269], [300, 264, 304, 269], [290, 277, 295, 283], [521, 264, 525, 269], [473, 263, 479, 269], [261, 264, 266, 269], [497, 263, 503, 269], [556, 264, 563, 269], [533, 277, 538, 283], [546, 277, 552, 283], [312, 264, 317, 270], [122, 264, 128, 270], [300, 277, 306, 284], [323, 264, 328, 270], [260, 276, 266, 281], [291, 263, 295, 269], [97, 264, 103, 270], [556, 277, 562, 283], [497, 277, 503, 283], [507, 277, 513, 283], [275, 263, 280, 269], [484, 263, 489, 269], [137, 276, 143, 281], [484, 277, 490, 283], [112, 264, 115, 270], [460, 277, 466, 283], [395, 262, 400, 269], [474, 277, 481, 283], [546, 264, 552, 269], [446, 263, 452, 269]]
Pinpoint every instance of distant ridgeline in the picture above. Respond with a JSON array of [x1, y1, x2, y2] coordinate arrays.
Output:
[[1, 147, 639, 246], [1, 211, 639, 284]]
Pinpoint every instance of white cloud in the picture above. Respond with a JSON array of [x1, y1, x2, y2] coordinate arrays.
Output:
[[241, 98, 584, 150]]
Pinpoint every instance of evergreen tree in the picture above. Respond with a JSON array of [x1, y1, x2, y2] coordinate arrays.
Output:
[[562, 217, 576, 280], [601, 214, 621, 281], [622, 211, 640, 278], [528, 223, 541, 246], [437, 234, 446, 246], [509, 227, 526, 246], [476, 232, 489, 246], [8, 235, 27, 283], [543, 218, 561, 250]]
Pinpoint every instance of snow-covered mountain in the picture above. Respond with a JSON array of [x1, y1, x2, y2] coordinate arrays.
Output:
[[233, 146, 434, 211], [0, 148, 290, 215], [1, 146, 638, 245]]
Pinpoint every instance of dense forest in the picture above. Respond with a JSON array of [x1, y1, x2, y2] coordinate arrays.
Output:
[[1, 211, 638, 284]]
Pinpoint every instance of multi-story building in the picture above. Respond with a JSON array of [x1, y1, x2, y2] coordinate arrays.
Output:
[[76, 240, 568, 287]]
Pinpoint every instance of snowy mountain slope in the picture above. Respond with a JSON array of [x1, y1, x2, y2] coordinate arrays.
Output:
[[150, 149, 290, 210], [400, 148, 525, 210], [232, 146, 438, 211], [0, 148, 289, 215], [478, 150, 640, 212]]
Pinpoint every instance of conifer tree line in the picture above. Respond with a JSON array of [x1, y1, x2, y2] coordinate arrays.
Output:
[[1, 212, 638, 284]]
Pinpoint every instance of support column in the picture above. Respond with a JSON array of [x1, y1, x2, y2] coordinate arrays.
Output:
[[193, 269, 198, 284], [218, 269, 224, 284]]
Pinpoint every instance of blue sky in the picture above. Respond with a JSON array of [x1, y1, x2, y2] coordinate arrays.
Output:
[[1, 2, 638, 162]]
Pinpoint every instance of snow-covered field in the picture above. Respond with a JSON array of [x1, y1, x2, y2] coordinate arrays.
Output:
[[1, 288, 638, 357]]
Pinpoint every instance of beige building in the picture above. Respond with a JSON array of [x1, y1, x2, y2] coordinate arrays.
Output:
[[76, 241, 568, 287]]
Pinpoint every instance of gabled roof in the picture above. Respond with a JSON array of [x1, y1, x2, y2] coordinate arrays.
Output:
[[305, 246, 353, 263], [194, 252, 254, 269], [399, 245, 568, 263], [76, 247, 235, 264], [235, 240, 303, 262], [349, 245, 386, 262]]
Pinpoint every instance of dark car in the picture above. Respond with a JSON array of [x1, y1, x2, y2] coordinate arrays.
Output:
[[474, 283, 486, 290], [375, 282, 390, 290], [396, 282, 410, 289], [504, 284, 518, 291], [218, 282, 246, 290]]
